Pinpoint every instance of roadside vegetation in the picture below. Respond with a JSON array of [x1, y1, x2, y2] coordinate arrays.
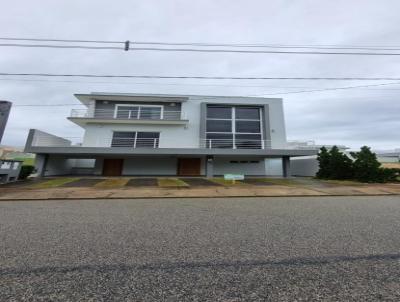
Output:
[[316, 146, 400, 183]]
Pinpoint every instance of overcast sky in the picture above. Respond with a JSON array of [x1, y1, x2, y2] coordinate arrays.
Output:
[[1, 0, 399, 150]]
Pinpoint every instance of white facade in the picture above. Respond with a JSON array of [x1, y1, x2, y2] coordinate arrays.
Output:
[[79, 95, 287, 149], [26, 93, 318, 177]]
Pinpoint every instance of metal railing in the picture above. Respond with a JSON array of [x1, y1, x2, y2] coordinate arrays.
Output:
[[70, 108, 184, 120], [200, 139, 271, 150], [110, 137, 159, 148]]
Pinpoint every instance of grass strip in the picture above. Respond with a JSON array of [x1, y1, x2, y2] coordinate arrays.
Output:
[[94, 178, 130, 188], [158, 178, 189, 187], [31, 178, 80, 189], [209, 178, 247, 186]]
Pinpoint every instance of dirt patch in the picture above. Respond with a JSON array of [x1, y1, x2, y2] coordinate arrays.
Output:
[[180, 178, 222, 187], [61, 178, 104, 187], [242, 178, 276, 186], [126, 178, 158, 187]]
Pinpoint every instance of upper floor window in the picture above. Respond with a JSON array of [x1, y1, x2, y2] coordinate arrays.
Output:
[[206, 105, 264, 149], [114, 105, 163, 120]]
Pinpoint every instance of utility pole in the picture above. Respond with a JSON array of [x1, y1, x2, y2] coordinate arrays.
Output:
[[0, 100, 11, 144]]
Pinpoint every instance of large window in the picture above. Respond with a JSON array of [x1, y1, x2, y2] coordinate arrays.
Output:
[[111, 132, 160, 148], [206, 105, 264, 149], [114, 105, 163, 120]]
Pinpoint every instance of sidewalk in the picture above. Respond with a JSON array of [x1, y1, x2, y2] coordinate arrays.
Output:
[[1, 177, 399, 200]]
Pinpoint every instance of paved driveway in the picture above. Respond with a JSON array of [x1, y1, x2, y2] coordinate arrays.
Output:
[[1, 196, 400, 301]]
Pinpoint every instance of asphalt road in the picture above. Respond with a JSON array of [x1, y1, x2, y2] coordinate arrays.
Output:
[[1, 196, 400, 301]]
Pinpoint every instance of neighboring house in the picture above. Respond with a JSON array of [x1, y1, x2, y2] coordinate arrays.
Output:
[[290, 144, 349, 177], [0, 159, 22, 183], [24, 93, 317, 177]]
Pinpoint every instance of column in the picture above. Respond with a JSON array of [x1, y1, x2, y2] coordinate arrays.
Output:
[[35, 154, 48, 177], [206, 156, 214, 178], [282, 156, 291, 178]]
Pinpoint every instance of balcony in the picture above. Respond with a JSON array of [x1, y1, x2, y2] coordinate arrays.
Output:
[[68, 108, 188, 126], [200, 139, 272, 150]]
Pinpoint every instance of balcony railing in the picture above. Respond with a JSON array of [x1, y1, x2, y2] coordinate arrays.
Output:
[[70, 109, 185, 121], [200, 139, 271, 150]]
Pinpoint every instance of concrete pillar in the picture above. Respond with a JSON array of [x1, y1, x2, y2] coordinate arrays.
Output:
[[282, 156, 291, 178], [35, 154, 48, 177], [206, 156, 214, 178]]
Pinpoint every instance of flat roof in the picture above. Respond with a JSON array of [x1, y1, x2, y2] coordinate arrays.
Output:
[[74, 92, 282, 106]]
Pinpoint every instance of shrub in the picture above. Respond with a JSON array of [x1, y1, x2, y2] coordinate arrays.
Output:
[[316, 146, 353, 180], [316, 146, 330, 179], [18, 165, 35, 180], [329, 146, 353, 179], [350, 146, 382, 182]]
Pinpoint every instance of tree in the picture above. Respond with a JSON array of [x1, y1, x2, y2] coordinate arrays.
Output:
[[316, 146, 330, 179], [350, 146, 381, 182], [329, 146, 353, 179]]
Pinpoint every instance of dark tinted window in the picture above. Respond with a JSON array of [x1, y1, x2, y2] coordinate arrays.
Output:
[[140, 107, 162, 119], [235, 134, 262, 149], [235, 121, 261, 133], [136, 132, 160, 148], [236, 107, 260, 119], [116, 106, 139, 119], [206, 120, 232, 132], [206, 133, 233, 148], [111, 132, 136, 147], [207, 106, 232, 119]]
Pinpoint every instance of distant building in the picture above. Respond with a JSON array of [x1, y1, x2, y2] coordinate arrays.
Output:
[[0, 101, 11, 143]]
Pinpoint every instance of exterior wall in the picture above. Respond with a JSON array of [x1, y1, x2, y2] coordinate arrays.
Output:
[[44, 155, 75, 176], [377, 156, 399, 163], [81, 96, 287, 149], [290, 156, 319, 177], [213, 157, 266, 176], [264, 158, 284, 176], [122, 157, 178, 175]]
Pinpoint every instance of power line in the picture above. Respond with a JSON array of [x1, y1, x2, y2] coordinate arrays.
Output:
[[0, 78, 318, 88], [12, 81, 400, 107], [0, 43, 121, 50], [2, 43, 400, 56], [1, 72, 400, 81], [2, 37, 400, 50]]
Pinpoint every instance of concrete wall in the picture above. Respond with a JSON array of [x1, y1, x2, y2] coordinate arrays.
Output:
[[264, 158, 283, 176], [82, 96, 287, 149], [44, 155, 75, 176], [122, 157, 178, 175], [290, 156, 319, 177], [213, 157, 266, 176]]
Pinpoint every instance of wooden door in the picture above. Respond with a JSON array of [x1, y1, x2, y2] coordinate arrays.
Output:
[[177, 158, 201, 176], [102, 159, 124, 176]]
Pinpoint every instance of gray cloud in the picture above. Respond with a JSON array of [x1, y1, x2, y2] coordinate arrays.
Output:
[[1, 0, 399, 150]]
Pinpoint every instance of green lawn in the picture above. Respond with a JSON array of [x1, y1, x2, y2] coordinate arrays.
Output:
[[209, 178, 247, 186], [158, 178, 189, 187], [31, 178, 79, 189]]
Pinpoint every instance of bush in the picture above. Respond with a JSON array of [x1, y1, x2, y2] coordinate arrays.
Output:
[[350, 146, 382, 182], [316, 146, 353, 180], [316, 145, 398, 183], [18, 165, 35, 180]]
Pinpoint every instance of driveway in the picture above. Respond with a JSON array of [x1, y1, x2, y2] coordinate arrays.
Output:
[[1, 196, 400, 301]]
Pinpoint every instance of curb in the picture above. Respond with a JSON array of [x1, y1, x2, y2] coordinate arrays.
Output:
[[0, 193, 399, 202]]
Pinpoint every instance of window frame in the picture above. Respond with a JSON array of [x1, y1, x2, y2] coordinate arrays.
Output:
[[205, 105, 264, 149], [114, 104, 164, 120]]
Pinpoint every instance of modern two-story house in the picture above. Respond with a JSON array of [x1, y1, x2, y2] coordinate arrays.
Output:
[[24, 93, 317, 177]]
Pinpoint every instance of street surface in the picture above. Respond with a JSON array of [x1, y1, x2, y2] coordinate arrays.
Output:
[[1, 196, 400, 301]]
